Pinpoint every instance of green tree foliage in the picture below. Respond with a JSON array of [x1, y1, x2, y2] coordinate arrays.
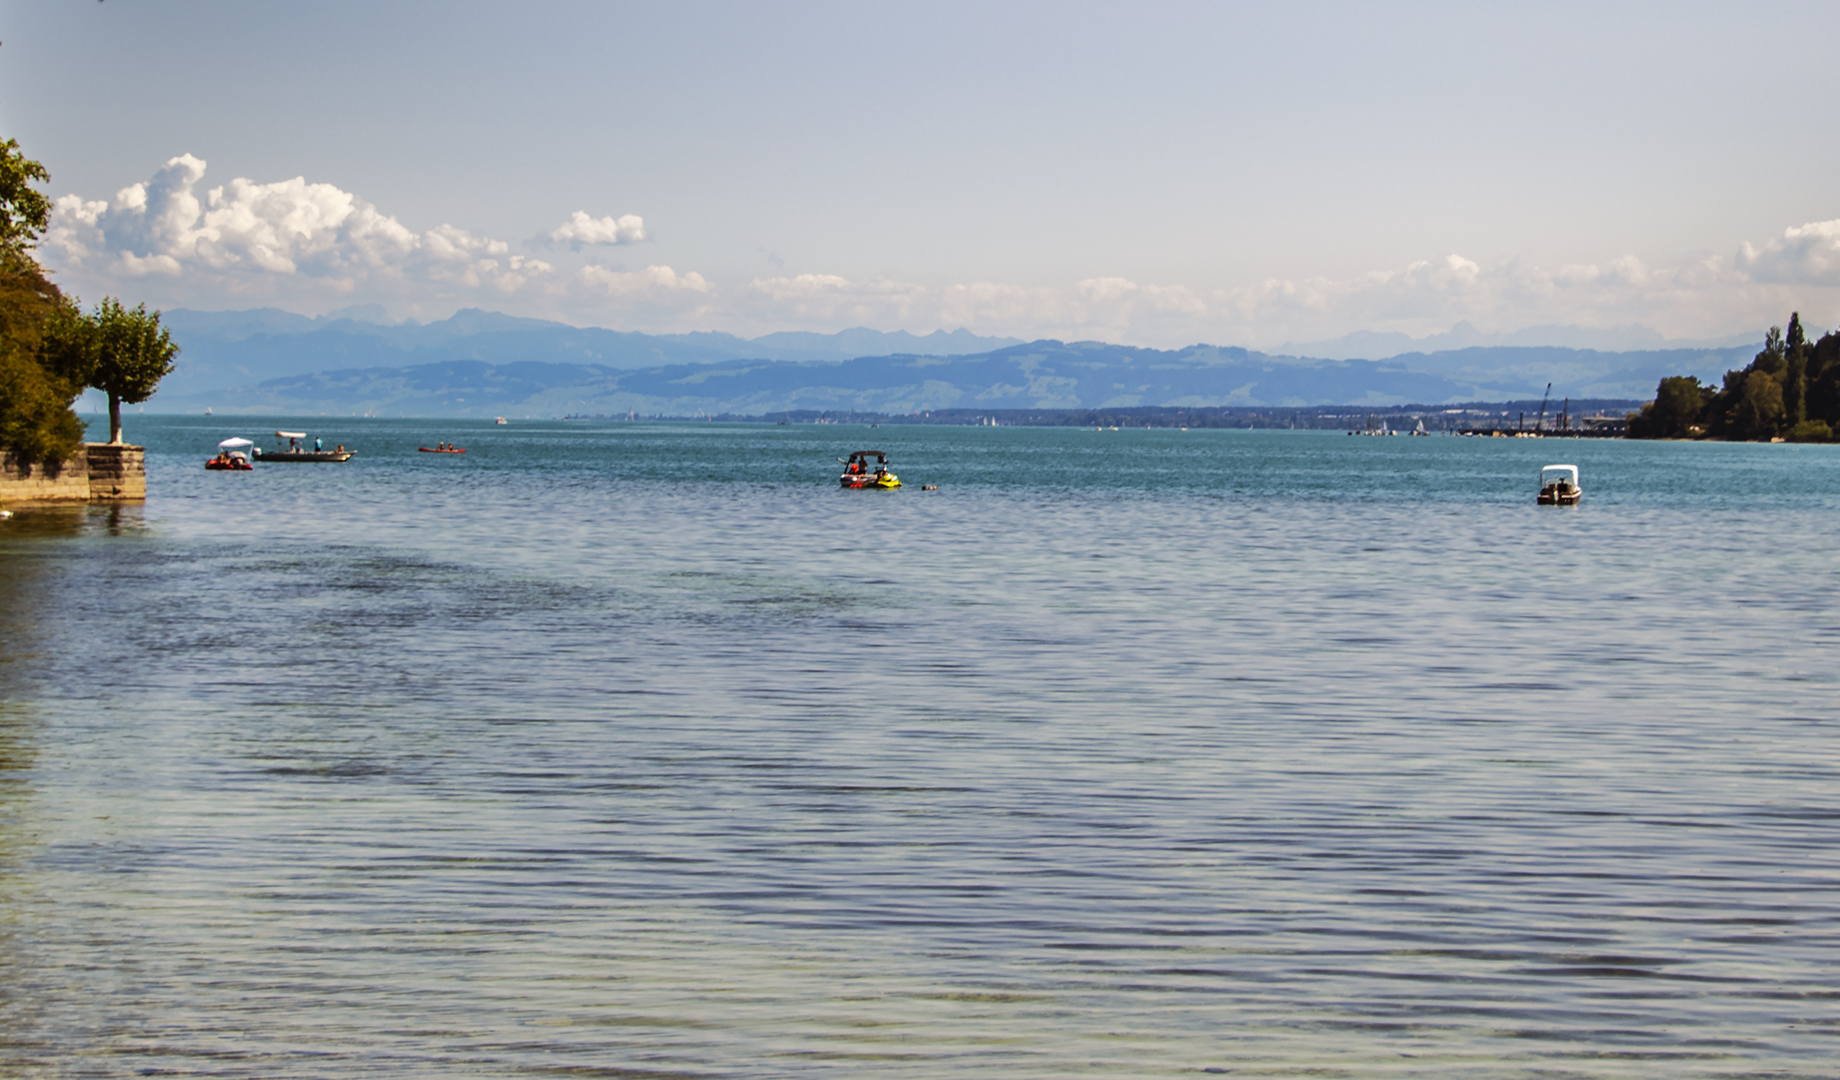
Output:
[[0, 139, 88, 466], [1674, 317, 1840, 441], [0, 138, 181, 459], [0, 261, 85, 465], [1752, 326, 1786, 379], [0, 138, 51, 258], [82, 298, 179, 445], [1730, 369, 1785, 440], [1809, 331, 1840, 424], [1627, 375, 1713, 438], [1784, 313, 1808, 426]]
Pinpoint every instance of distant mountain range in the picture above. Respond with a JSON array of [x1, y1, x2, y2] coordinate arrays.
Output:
[[145, 309, 1762, 418], [1276, 319, 1772, 361], [155, 307, 1025, 400]]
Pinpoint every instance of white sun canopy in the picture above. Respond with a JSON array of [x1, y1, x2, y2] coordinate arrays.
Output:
[[275, 431, 307, 439], [218, 437, 254, 448]]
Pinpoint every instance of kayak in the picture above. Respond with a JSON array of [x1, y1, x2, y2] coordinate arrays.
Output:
[[418, 447, 467, 454]]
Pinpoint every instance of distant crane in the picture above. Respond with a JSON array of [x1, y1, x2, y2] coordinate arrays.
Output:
[[1535, 382, 1552, 433]]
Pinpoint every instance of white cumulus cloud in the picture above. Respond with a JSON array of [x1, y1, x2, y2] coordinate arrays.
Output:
[[578, 264, 710, 295], [544, 211, 647, 250], [1736, 219, 1840, 285], [746, 274, 930, 324], [47, 154, 434, 283], [39, 155, 667, 315], [38, 153, 1840, 346]]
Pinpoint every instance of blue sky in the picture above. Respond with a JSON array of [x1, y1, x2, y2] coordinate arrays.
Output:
[[7, 0, 1840, 347]]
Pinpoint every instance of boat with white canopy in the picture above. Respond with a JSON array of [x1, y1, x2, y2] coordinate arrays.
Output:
[[1537, 464, 1581, 505], [253, 431, 354, 463], [206, 437, 254, 471]]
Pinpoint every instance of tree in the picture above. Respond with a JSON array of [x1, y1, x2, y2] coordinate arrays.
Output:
[[1786, 419, 1833, 443], [1730, 369, 1784, 440], [1628, 375, 1711, 438], [1784, 312, 1808, 427], [1622, 315, 1840, 441], [1808, 331, 1840, 427], [0, 138, 51, 259], [1753, 325, 1786, 379], [1701, 368, 1746, 439], [80, 298, 179, 445], [0, 262, 85, 464], [0, 139, 87, 465]]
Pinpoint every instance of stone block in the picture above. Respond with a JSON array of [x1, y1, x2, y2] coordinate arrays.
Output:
[[84, 443, 146, 501]]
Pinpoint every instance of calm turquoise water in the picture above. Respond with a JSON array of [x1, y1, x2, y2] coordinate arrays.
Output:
[[3, 416, 1838, 1078]]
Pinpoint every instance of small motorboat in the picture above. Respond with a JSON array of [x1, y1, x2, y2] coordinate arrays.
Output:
[[839, 450, 901, 489], [253, 431, 354, 462], [419, 443, 467, 454], [206, 437, 254, 470], [1537, 464, 1582, 505]]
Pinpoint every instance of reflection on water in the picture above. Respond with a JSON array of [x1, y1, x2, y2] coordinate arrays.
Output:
[[1, 419, 1838, 1078]]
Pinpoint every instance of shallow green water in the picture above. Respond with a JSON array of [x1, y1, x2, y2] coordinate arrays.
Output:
[[2, 417, 1837, 1078]]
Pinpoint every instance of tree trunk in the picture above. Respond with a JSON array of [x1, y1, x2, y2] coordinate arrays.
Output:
[[109, 393, 122, 445]]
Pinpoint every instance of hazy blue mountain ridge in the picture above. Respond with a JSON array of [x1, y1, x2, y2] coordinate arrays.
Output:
[[156, 308, 1028, 398], [154, 339, 1757, 418], [1346, 344, 1755, 400], [146, 307, 1764, 417], [1278, 320, 1770, 360]]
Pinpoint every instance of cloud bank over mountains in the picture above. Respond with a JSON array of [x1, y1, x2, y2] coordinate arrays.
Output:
[[40, 154, 1840, 348]]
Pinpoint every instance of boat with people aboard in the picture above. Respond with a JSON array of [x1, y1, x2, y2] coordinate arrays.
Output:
[[839, 450, 901, 489], [253, 431, 354, 462], [419, 442, 466, 454], [1537, 464, 1582, 505], [205, 437, 255, 470]]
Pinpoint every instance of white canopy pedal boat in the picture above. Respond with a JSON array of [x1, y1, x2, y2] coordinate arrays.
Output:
[[206, 436, 255, 470], [1537, 464, 1582, 505]]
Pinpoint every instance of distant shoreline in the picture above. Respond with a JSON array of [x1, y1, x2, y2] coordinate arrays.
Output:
[[564, 400, 1645, 431]]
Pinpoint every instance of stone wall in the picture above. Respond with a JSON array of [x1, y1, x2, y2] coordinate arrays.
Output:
[[85, 443, 146, 501], [0, 450, 90, 504], [0, 443, 146, 505]]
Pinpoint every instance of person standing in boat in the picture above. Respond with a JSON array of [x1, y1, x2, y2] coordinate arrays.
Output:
[[314, 436, 323, 453]]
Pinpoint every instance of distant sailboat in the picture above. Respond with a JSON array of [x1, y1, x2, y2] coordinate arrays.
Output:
[[205, 406, 213, 416]]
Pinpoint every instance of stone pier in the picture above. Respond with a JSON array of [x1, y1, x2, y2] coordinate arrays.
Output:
[[0, 443, 147, 505], [83, 443, 146, 501]]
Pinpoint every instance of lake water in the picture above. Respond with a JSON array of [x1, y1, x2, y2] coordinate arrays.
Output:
[[3, 416, 1838, 1078]]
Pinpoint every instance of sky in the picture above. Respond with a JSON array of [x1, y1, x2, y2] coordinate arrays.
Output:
[[6, 0, 1840, 348]]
